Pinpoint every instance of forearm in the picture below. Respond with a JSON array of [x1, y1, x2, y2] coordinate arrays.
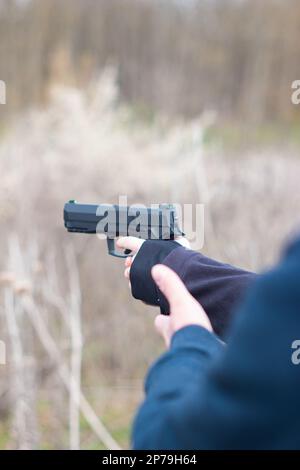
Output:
[[130, 241, 256, 338], [163, 247, 256, 338]]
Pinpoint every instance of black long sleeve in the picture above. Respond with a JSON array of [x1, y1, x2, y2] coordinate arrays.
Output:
[[130, 241, 256, 338]]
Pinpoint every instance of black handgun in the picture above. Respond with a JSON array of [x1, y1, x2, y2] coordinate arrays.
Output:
[[64, 200, 183, 257]]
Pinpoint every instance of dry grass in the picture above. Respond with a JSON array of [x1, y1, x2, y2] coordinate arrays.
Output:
[[0, 68, 300, 449]]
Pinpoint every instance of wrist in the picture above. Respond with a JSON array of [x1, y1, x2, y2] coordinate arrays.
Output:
[[171, 324, 223, 353], [130, 240, 181, 309]]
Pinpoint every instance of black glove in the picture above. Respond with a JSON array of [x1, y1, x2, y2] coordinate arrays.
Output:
[[130, 240, 182, 314]]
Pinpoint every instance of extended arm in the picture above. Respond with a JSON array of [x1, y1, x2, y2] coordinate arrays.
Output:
[[132, 237, 300, 449], [118, 238, 256, 338]]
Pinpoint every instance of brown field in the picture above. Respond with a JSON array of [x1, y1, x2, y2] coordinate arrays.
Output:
[[0, 0, 300, 450]]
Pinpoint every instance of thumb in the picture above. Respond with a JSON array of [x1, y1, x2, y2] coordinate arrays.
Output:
[[151, 264, 191, 310], [151, 264, 212, 334], [117, 236, 144, 253]]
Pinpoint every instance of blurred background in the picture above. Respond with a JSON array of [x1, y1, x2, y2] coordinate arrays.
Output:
[[0, 0, 300, 450]]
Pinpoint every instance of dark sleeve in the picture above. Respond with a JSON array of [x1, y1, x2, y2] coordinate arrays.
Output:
[[132, 237, 300, 450], [130, 241, 256, 338]]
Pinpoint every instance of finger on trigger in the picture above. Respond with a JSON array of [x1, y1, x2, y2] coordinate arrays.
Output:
[[117, 236, 144, 253]]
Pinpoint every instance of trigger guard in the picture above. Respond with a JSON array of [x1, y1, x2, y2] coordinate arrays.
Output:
[[106, 238, 132, 258]]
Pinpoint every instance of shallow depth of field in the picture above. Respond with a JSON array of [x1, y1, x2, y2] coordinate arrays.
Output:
[[0, 0, 300, 449]]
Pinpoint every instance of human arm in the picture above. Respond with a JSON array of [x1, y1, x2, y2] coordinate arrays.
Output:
[[117, 237, 256, 338], [132, 237, 300, 449]]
